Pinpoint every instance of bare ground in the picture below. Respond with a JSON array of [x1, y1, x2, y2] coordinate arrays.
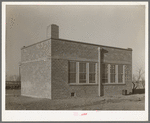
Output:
[[6, 89, 145, 110]]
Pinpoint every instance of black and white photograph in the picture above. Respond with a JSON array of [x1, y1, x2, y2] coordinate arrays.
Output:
[[2, 2, 148, 121]]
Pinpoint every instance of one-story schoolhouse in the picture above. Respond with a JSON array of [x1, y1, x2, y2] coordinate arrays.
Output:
[[21, 24, 132, 99]]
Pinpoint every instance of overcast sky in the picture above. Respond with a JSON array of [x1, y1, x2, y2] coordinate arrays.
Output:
[[6, 5, 145, 79]]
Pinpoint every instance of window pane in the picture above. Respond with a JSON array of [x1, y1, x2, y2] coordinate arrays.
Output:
[[69, 61, 76, 83], [110, 65, 115, 73], [79, 63, 86, 83], [118, 74, 123, 83], [79, 63, 83, 72], [69, 73, 76, 83], [79, 63, 86, 73], [69, 62, 76, 73], [110, 74, 115, 83], [89, 73, 95, 83], [102, 79, 108, 83], [102, 64, 107, 73], [79, 73, 86, 83], [89, 63, 95, 73], [89, 63, 96, 83], [110, 65, 115, 83], [104, 74, 108, 78], [118, 65, 123, 74], [118, 65, 123, 83], [102, 64, 108, 83], [79, 80, 86, 83]]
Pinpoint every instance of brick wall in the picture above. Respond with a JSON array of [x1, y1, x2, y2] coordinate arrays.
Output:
[[21, 39, 51, 62], [21, 60, 51, 98], [51, 39, 99, 99], [101, 47, 132, 64], [51, 39, 98, 62], [51, 39, 132, 98], [51, 59, 98, 99], [21, 39, 52, 99], [101, 47, 132, 96]]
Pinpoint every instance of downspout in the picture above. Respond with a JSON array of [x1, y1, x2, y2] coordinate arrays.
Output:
[[98, 47, 101, 96]]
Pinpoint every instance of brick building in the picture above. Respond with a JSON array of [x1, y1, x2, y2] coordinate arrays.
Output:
[[21, 24, 132, 99]]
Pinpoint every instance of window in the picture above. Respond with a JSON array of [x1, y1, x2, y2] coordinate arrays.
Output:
[[69, 61, 76, 83], [68, 61, 97, 84], [89, 63, 96, 83], [102, 64, 108, 83], [79, 62, 86, 83], [71, 92, 75, 97], [102, 64, 126, 84], [110, 64, 115, 83], [118, 65, 123, 83]]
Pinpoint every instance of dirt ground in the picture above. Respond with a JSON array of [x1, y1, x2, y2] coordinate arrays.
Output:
[[6, 89, 145, 110]]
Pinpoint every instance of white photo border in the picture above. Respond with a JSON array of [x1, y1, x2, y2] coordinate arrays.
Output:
[[2, 2, 149, 121]]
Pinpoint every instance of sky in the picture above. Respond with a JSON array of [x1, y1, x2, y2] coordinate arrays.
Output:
[[5, 4, 145, 80]]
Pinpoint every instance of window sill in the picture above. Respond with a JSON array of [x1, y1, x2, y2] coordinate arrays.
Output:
[[69, 83, 98, 86], [102, 83, 126, 85]]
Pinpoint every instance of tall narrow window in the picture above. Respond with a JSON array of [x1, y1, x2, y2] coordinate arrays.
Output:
[[102, 64, 108, 83], [79, 62, 86, 83], [69, 61, 76, 83], [89, 63, 96, 83], [118, 65, 123, 83], [110, 64, 115, 83]]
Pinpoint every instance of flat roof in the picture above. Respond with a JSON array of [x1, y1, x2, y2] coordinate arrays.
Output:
[[21, 38, 132, 51]]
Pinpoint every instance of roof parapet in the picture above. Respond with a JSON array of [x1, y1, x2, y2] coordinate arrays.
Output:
[[127, 48, 133, 51]]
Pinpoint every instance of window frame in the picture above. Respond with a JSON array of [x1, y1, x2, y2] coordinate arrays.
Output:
[[79, 62, 87, 83], [89, 63, 96, 83], [68, 61, 77, 84], [110, 64, 116, 83], [102, 63, 126, 85], [68, 61, 97, 85], [118, 64, 124, 83], [102, 64, 108, 83]]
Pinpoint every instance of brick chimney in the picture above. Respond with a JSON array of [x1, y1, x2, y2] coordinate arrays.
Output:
[[47, 24, 59, 39], [51, 24, 59, 39]]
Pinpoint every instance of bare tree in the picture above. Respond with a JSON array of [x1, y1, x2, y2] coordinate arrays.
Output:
[[136, 68, 144, 82], [132, 67, 145, 90], [132, 74, 138, 90], [141, 76, 145, 88]]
